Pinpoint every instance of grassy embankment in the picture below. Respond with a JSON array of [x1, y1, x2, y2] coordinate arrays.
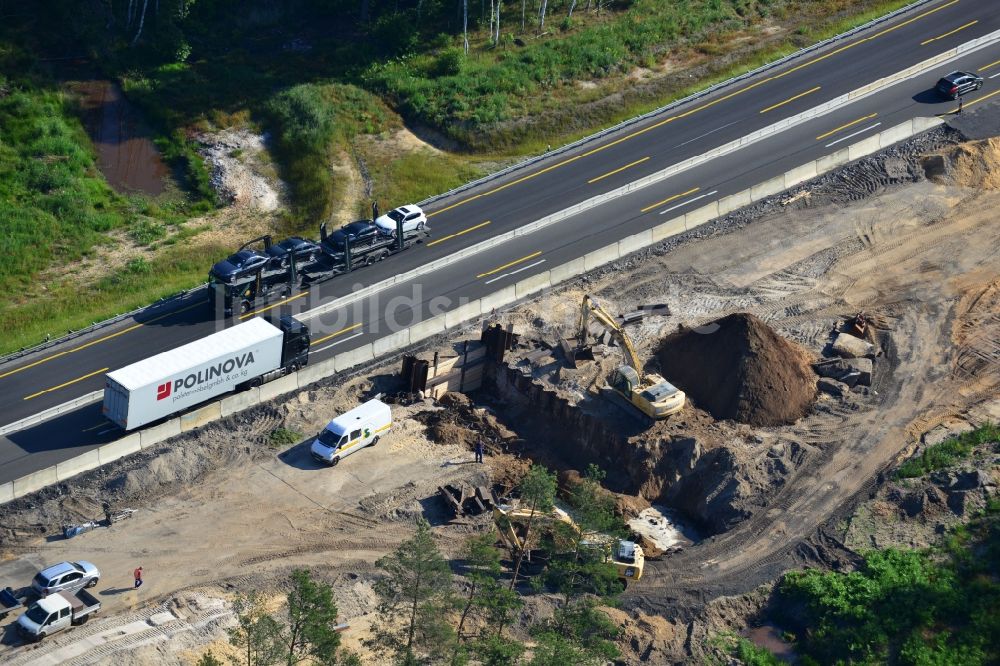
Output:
[[728, 425, 1000, 665], [1, 0, 918, 353]]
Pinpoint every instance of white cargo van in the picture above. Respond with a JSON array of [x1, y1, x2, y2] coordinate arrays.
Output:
[[310, 399, 391, 466]]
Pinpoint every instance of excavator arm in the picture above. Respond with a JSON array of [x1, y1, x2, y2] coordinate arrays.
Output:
[[579, 295, 645, 373]]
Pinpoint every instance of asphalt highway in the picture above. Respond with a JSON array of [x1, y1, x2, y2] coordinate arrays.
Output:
[[2, 0, 1000, 484]]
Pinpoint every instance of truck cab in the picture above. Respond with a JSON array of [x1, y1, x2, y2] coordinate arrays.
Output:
[[17, 589, 100, 641]]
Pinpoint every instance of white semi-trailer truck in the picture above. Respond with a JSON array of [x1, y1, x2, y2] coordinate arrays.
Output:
[[102, 316, 310, 430]]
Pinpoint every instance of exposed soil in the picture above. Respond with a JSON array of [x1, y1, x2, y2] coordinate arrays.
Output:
[[70, 80, 169, 196], [2, 128, 1000, 664], [197, 129, 285, 211], [655, 312, 817, 426]]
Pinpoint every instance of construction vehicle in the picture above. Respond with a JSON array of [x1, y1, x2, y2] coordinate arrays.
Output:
[[493, 503, 645, 581], [572, 295, 685, 419]]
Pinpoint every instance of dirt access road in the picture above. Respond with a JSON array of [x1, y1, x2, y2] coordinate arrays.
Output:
[[0, 133, 998, 663], [614, 140, 1000, 616], [0, 386, 489, 664]]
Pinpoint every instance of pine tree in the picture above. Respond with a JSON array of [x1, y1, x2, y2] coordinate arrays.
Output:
[[282, 569, 342, 665], [367, 518, 455, 664], [228, 591, 284, 666], [508, 465, 557, 591]]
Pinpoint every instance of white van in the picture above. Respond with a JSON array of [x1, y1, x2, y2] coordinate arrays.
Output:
[[310, 399, 392, 466]]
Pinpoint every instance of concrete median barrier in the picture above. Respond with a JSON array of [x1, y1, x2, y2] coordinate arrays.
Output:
[[98, 433, 142, 464], [718, 190, 752, 216], [784, 162, 818, 189], [140, 418, 181, 449], [444, 301, 483, 330], [0, 111, 952, 506], [56, 449, 101, 483], [480, 285, 517, 314], [221, 386, 261, 417], [913, 116, 944, 133], [408, 315, 447, 345], [335, 343, 375, 372], [849, 135, 882, 161], [652, 216, 686, 242], [259, 373, 299, 403], [180, 403, 221, 432], [514, 273, 551, 299], [296, 358, 337, 388], [618, 230, 652, 256], [817, 148, 850, 173], [371, 330, 411, 359], [685, 203, 719, 230], [548, 258, 586, 285], [13, 466, 57, 500], [751, 175, 786, 202], [584, 245, 620, 272]]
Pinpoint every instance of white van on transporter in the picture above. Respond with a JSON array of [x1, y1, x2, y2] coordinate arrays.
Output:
[[310, 399, 392, 466]]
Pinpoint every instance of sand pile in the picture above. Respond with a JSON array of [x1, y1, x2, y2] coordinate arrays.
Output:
[[656, 313, 816, 426]]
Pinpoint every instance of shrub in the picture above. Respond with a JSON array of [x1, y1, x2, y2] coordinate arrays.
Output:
[[895, 423, 1000, 479]]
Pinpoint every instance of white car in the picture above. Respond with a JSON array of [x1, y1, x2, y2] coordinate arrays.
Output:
[[375, 204, 427, 236]]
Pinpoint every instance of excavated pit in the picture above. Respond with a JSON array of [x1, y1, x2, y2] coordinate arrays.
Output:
[[655, 313, 817, 426]]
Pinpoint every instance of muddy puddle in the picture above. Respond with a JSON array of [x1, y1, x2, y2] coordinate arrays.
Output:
[[744, 623, 798, 663], [71, 80, 169, 195]]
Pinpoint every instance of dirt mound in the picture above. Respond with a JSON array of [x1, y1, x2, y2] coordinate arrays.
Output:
[[414, 393, 519, 452], [940, 138, 1000, 190], [656, 313, 816, 426]]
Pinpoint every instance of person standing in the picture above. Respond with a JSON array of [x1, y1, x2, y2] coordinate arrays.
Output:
[[958, 96, 964, 115], [475, 437, 484, 464], [134, 566, 143, 589], [372, 201, 380, 220]]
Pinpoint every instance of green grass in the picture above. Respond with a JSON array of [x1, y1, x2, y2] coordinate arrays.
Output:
[[268, 428, 303, 447], [895, 424, 1000, 479], [776, 500, 1000, 665], [0, 241, 227, 353]]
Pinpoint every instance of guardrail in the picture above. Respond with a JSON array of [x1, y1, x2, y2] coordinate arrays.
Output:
[[0, 0, 938, 367], [300, 28, 1000, 321], [0, 112, 947, 506], [413, 0, 939, 210]]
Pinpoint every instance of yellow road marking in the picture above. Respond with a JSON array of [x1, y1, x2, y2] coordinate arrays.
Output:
[[760, 86, 821, 114], [920, 19, 978, 46], [979, 57, 1000, 71], [588, 157, 651, 184], [311, 323, 362, 346], [425, 220, 492, 247], [942, 88, 1000, 114], [816, 112, 879, 140], [24, 367, 109, 401], [476, 251, 543, 279], [0, 300, 207, 381], [81, 422, 107, 432], [423, 1, 957, 219], [640, 187, 700, 214], [239, 291, 308, 319]]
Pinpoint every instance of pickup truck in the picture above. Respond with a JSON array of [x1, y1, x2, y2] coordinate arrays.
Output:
[[16, 589, 101, 641]]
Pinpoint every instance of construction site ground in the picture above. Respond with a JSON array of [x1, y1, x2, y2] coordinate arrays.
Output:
[[1, 127, 999, 664]]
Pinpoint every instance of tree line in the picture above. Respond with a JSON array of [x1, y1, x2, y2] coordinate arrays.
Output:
[[197, 464, 627, 665]]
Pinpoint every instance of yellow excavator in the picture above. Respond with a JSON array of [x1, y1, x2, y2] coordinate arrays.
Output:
[[574, 295, 685, 419], [493, 503, 645, 581]]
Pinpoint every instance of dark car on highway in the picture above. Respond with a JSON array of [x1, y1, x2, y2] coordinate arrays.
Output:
[[210, 249, 270, 282], [935, 71, 983, 99], [266, 236, 320, 266], [327, 220, 380, 251]]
